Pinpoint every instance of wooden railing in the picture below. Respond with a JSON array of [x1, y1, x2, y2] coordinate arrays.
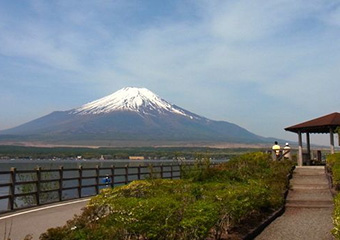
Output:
[[0, 163, 204, 214], [270, 149, 291, 161]]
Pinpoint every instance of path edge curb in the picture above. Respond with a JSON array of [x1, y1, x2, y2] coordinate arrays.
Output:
[[242, 165, 295, 240], [243, 204, 285, 240]]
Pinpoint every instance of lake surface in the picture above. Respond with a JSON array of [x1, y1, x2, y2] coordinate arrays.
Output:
[[0, 158, 227, 170]]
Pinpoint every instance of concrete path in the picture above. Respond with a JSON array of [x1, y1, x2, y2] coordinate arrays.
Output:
[[0, 198, 89, 240], [256, 166, 334, 240]]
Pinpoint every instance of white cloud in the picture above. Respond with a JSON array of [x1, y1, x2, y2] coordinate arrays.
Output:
[[0, 16, 83, 71], [321, 3, 340, 27], [201, 0, 325, 41]]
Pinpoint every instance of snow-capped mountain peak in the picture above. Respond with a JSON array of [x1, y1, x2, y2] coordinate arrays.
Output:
[[71, 87, 194, 118]]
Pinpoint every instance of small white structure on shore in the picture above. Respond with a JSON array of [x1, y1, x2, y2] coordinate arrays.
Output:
[[129, 156, 145, 160]]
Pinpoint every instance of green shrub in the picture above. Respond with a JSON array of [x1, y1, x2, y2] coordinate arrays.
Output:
[[327, 153, 340, 187], [327, 153, 340, 239], [333, 193, 340, 239], [40, 152, 294, 240], [180, 156, 212, 182]]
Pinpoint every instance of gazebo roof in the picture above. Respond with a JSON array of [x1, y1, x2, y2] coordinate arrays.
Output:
[[285, 112, 340, 133]]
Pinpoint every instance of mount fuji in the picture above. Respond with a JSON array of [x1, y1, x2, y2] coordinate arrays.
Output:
[[0, 87, 270, 146]]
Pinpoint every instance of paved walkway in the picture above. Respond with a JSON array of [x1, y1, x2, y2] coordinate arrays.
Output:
[[256, 166, 334, 240], [0, 198, 89, 240]]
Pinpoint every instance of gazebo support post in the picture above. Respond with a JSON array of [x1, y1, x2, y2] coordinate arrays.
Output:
[[330, 128, 335, 154], [298, 131, 303, 166], [306, 133, 311, 165]]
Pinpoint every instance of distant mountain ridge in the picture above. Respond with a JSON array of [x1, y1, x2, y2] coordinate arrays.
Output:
[[0, 87, 273, 146]]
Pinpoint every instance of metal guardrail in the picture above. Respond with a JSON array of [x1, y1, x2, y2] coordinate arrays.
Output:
[[0, 163, 207, 214]]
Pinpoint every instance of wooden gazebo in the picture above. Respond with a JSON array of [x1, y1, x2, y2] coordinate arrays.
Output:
[[285, 112, 340, 166]]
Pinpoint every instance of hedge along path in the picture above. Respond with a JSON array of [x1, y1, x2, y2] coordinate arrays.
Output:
[[255, 166, 334, 240]]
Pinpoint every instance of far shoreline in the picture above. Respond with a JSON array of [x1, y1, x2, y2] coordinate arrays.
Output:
[[0, 140, 271, 149]]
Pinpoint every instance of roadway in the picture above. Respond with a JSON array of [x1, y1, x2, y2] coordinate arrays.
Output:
[[0, 198, 90, 240]]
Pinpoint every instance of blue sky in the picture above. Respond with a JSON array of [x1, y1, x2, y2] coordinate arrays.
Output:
[[0, 0, 339, 145]]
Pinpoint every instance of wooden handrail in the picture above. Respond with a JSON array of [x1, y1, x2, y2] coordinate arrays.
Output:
[[270, 149, 291, 161], [0, 162, 199, 214]]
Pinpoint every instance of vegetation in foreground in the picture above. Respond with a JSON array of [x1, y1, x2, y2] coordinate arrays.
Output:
[[40, 152, 294, 240], [327, 153, 340, 239]]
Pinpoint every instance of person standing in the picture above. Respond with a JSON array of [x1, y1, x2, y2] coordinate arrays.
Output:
[[272, 141, 281, 160], [283, 143, 291, 160]]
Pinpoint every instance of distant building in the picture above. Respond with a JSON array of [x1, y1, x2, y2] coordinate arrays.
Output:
[[129, 156, 145, 160]]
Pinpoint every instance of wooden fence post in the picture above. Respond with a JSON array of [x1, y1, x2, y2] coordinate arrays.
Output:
[[160, 164, 164, 179], [110, 165, 115, 188], [179, 163, 182, 179], [58, 166, 63, 202], [95, 165, 100, 195], [78, 166, 82, 198], [36, 167, 41, 205], [137, 165, 141, 180], [8, 167, 16, 211], [170, 164, 173, 180], [125, 165, 129, 184], [148, 163, 153, 179]]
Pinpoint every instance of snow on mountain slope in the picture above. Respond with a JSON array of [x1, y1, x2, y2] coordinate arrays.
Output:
[[71, 87, 195, 119]]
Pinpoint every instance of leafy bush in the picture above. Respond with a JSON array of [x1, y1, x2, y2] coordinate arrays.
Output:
[[180, 156, 212, 181], [327, 153, 340, 187], [40, 152, 294, 240], [327, 153, 340, 239], [333, 193, 340, 239]]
